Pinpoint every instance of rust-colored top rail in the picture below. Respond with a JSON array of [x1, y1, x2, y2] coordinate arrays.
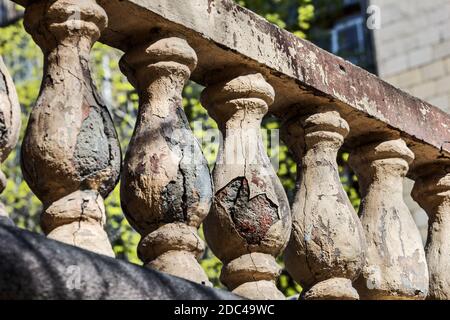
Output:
[[13, 0, 450, 173]]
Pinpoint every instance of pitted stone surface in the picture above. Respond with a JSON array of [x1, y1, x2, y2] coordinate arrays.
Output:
[[120, 37, 212, 285], [413, 165, 450, 300], [283, 110, 366, 300], [216, 178, 279, 245], [20, 0, 120, 256], [350, 139, 429, 300], [202, 72, 290, 300]]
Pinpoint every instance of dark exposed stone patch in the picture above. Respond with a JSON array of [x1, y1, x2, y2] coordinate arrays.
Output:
[[73, 104, 110, 178], [160, 107, 213, 224], [161, 170, 186, 223], [162, 182, 184, 223], [0, 72, 6, 93], [0, 73, 9, 142], [0, 110, 7, 143], [216, 177, 278, 245]]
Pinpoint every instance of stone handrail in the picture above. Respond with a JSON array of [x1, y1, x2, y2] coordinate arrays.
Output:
[[2, 0, 449, 300]]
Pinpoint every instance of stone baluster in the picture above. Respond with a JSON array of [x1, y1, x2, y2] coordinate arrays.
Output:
[[201, 72, 291, 300], [412, 164, 450, 300], [0, 57, 21, 225], [21, 0, 121, 256], [349, 139, 429, 299], [119, 37, 213, 285], [282, 108, 366, 300]]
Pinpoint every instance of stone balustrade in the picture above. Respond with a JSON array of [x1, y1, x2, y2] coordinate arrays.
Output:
[[1, 0, 449, 300]]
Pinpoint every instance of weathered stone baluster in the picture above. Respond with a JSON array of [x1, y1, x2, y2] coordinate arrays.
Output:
[[350, 139, 429, 299], [119, 37, 213, 285], [21, 0, 121, 256], [283, 108, 365, 300], [201, 72, 291, 300], [0, 57, 21, 225], [412, 164, 450, 300]]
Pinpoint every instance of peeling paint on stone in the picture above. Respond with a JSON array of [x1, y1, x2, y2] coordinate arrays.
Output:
[[120, 36, 213, 285], [20, 0, 120, 257], [202, 72, 291, 300]]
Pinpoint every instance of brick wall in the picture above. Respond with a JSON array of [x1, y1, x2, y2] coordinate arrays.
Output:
[[370, 0, 450, 242], [371, 0, 450, 112]]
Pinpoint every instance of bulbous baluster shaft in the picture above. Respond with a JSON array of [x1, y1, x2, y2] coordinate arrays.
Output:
[[412, 165, 450, 300], [283, 109, 366, 300], [350, 139, 429, 299], [21, 0, 121, 256], [201, 72, 291, 300], [119, 37, 213, 285]]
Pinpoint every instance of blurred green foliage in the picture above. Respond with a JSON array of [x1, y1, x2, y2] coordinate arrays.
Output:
[[0, 0, 359, 298]]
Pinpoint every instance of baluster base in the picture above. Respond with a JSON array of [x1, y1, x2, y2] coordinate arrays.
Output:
[[139, 223, 210, 286], [42, 190, 114, 257], [233, 280, 285, 300], [47, 222, 114, 257], [145, 250, 211, 286], [221, 253, 285, 300], [354, 275, 428, 300], [302, 278, 359, 300]]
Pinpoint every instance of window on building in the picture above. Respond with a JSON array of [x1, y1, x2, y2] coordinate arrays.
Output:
[[0, 2, 7, 24], [309, 0, 377, 73], [331, 15, 365, 65]]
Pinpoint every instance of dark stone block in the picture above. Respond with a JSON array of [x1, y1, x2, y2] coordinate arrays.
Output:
[[0, 222, 240, 300]]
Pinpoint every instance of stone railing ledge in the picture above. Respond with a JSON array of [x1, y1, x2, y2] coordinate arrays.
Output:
[[12, 0, 450, 173]]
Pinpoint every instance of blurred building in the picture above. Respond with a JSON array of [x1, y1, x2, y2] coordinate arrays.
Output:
[[312, 0, 450, 113], [311, 0, 450, 241], [371, 0, 450, 114], [370, 0, 450, 241], [310, 0, 377, 73]]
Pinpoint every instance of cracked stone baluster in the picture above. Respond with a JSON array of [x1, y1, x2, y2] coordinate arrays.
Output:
[[119, 37, 213, 285], [21, 0, 121, 257], [349, 139, 429, 299], [282, 108, 366, 300], [0, 56, 21, 226], [201, 72, 291, 300], [412, 164, 450, 300]]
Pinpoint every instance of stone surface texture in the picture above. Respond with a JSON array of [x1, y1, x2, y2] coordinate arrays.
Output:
[[202, 72, 291, 300], [21, 0, 121, 256], [412, 164, 450, 300], [11, 0, 450, 172], [119, 36, 213, 285], [350, 139, 429, 300], [7, 0, 450, 302], [283, 108, 366, 300]]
